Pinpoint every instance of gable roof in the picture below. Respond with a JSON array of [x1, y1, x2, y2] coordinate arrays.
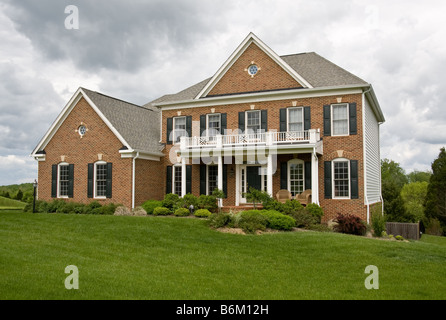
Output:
[[32, 87, 163, 158]]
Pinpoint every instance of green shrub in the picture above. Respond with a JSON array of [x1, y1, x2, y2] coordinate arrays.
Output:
[[371, 210, 386, 237], [162, 193, 181, 210], [262, 199, 285, 212], [395, 235, 404, 241], [142, 200, 163, 214], [153, 207, 171, 216], [261, 210, 296, 231], [333, 213, 367, 236], [289, 208, 318, 228], [196, 195, 217, 212], [180, 193, 197, 209], [305, 203, 324, 223], [238, 211, 267, 234], [194, 209, 212, 218], [208, 213, 232, 228], [282, 199, 304, 215], [174, 208, 191, 217]]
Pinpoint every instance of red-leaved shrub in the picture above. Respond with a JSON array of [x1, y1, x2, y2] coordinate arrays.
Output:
[[334, 213, 367, 235]]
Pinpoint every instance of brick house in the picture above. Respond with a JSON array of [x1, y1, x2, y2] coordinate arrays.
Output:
[[32, 33, 385, 222]]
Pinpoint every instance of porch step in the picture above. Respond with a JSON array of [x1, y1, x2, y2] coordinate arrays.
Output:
[[221, 205, 263, 212]]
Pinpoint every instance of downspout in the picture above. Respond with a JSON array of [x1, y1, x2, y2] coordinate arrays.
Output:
[[132, 151, 140, 209]]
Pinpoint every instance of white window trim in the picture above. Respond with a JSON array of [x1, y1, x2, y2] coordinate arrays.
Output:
[[57, 162, 69, 198], [332, 158, 350, 199], [94, 161, 107, 199], [173, 116, 186, 145], [287, 107, 304, 132], [287, 159, 305, 196], [206, 113, 221, 138], [245, 110, 261, 133], [331, 103, 349, 136]]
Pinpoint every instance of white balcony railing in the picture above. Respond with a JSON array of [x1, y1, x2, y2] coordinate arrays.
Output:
[[180, 129, 320, 149]]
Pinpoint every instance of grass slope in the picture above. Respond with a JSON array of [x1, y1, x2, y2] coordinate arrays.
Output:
[[0, 211, 445, 300], [0, 196, 26, 210]]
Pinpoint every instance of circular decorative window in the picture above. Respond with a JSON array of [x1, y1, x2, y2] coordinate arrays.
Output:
[[248, 64, 258, 76], [78, 125, 87, 136]]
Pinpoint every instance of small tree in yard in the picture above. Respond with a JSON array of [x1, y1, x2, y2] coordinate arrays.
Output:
[[244, 187, 269, 209]]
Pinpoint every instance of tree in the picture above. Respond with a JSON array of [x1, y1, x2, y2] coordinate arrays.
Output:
[[424, 147, 446, 233], [407, 170, 432, 183], [400, 182, 428, 222], [15, 189, 23, 201], [381, 159, 407, 220]]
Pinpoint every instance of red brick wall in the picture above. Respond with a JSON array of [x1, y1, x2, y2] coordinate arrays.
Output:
[[38, 96, 133, 208], [207, 42, 302, 96], [134, 158, 163, 206]]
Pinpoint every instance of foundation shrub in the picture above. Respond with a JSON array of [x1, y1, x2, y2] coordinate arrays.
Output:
[[153, 207, 171, 216], [305, 203, 324, 223], [114, 206, 132, 216], [174, 208, 191, 217], [238, 210, 268, 234], [132, 206, 147, 216], [162, 193, 181, 211], [196, 195, 218, 213], [194, 209, 212, 218], [208, 212, 232, 228], [290, 209, 319, 228], [334, 213, 367, 236], [260, 210, 296, 231], [142, 200, 163, 214], [180, 193, 197, 209], [281, 200, 304, 215]]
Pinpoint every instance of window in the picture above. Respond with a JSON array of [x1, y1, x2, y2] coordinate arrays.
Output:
[[58, 163, 69, 197], [288, 159, 304, 196], [173, 116, 186, 143], [246, 110, 261, 133], [332, 104, 349, 136], [207, 114, 221, 138], [207, 165, 218, 195], [95, 162, 108, 198], [333, 160, 350, 198], [173, 165, 182, 195], [248, 64, 258, 76], [288, 107, 303, 132]]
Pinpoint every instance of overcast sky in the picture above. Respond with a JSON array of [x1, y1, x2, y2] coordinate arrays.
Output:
[[1, 0, 445, 186]]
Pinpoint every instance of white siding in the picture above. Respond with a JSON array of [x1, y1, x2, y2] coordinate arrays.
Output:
[[364, 96, 381, 204]]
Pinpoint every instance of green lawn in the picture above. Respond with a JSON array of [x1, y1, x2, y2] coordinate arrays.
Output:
[[1, 211, 445, 300]]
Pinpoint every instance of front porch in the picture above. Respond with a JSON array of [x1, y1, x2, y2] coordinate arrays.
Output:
[[175, 130, 323, 207]]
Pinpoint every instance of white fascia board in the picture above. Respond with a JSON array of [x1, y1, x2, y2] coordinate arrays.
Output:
[[194, 32, 312, 99], [158, 85, 366, 111]]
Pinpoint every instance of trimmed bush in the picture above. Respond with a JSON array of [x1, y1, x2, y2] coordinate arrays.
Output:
[[282, 199, 304, 215], [208, 213, 232, 228], [194, 209, 212, 218], [305, 203, 324, 223], [174, 208, 191, 217], [180, 193, 197, 209], [142, 200, 163, 214], [261, 210, 296, 231], [371, 210, 386, 237], [162, 193, 181, 210], [153, 207, 171, 216], [238, 211, 267, 234], [291, 209, 318, 228], [333, 213, 367, 236], [196, 195, 217, 212]]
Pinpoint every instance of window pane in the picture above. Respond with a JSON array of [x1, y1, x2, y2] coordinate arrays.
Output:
[[334, 161, 349, 197], [174, 166, 182, 195], [96, 164, 107, 197], [288, 108, 303, 132], [208, 165, 218, 195], [208, 114, 220, 137], [59, 165, 69, 197], [332, 105, 348, 135], [289, 163, 304, 196], [174, 117, 187, 143], [246, 111, 260, 132]]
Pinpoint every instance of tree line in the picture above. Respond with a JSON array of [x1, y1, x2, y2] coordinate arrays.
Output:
[[382, 147, 446, 235], [0, 183, 34, 203]]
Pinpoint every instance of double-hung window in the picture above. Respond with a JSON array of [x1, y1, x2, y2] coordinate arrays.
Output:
[[331, 104, 349, 136], [207, 114, 221, 139], [288, 107, 303, 132], [58, 163, 69, 198], [288, 159, 304, 196], [207, 165, 218, 195], [246, 110, 261, 133], [333, 159, 350, 198], [173, 165, 182, 195], [173, 116, 186, 143], [95, 162, 108, 198]]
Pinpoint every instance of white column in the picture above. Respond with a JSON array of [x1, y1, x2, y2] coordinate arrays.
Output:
[[311, 150, 319, 205], [235, 163, 240, 206], [181, 157, 186, 197], [217, 154, 223, 191], [267, 153, 273, 196]]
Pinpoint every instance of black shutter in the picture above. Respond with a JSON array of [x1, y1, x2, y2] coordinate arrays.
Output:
[[200, 165, 206, 195], [221, 113, 227, 135], [350, 160, 359, 199], [223, 164, 227, 198], [166, 117, 173, 144], [200, 115, 206, 137], [51, 164, 57, 198], [279, 108, 287, 132], [106, 163, 112, 198], [87, 163, 94, 198], [323, 105, 331, 136], [68, 164, 74, 198], [349, 103, 357, 135], [166, 166, 172, 194], [186, 165, 192, 194], [304, 106, 311, 131], [186, 116, 192, 138], [280, 162, 288, 190], [304, 161, 312, 191], [261, 110, 268, 132], [324, 161, 332, 199], [238, 111, 245, 133]]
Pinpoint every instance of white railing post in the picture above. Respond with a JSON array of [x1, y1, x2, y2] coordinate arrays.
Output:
[[309, 129, 316, 143], [216, 134, 222, 148]]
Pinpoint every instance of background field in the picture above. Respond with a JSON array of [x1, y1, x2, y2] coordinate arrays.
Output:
[[1, 211, 445, 300], [0, 196, 26, 210]]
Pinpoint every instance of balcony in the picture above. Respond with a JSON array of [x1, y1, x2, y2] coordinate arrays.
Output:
[[179, 129, 323, 155]]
